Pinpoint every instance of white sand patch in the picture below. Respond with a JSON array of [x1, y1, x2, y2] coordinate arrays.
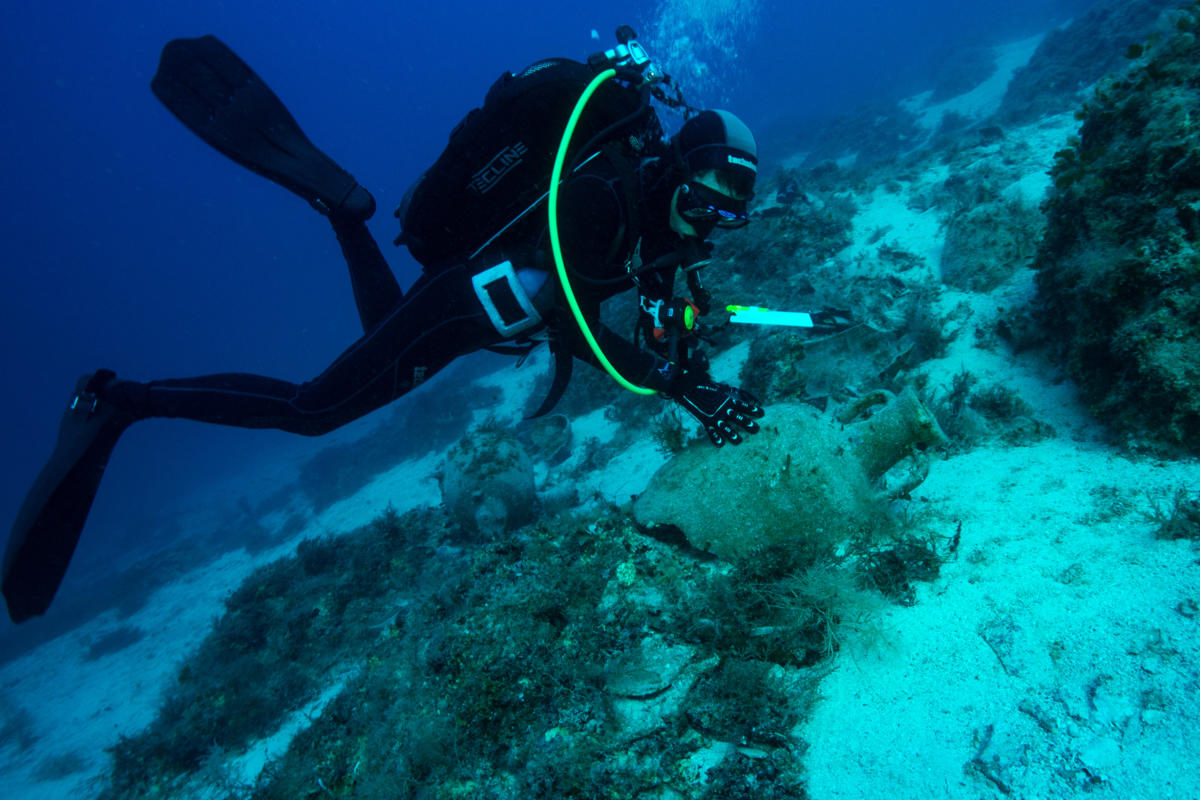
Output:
[[921, 270, 1093, 438], [469, 346, 549, 425], [570, 405, 622, 445], [803, 438, 1200, 799], [221, 668, 358, 792], [797, 83, 1200, 798], [1002, 112, 1080, 203], [843, 184, 946, 279], [0, 546, 259, 798], [1003, 169, 1053, 208], [833, 109, 1079, 301], [709, 338, 752, 385], [904, 34, 1045, 132], [579, 437, 671, 506], [315, 449, 443, 535]]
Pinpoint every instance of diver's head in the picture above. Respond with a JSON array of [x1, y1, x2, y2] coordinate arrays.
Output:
[[668, 110, 758, 239]]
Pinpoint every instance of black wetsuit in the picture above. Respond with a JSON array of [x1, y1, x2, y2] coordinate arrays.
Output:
[[110, 152, 697, 434]]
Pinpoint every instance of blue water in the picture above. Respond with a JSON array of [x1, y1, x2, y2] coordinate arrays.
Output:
[[0, 0, 1092, 635]]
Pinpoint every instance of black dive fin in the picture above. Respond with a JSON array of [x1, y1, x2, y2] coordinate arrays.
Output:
[[2, 374, 133, 623], [527, 342, 575, 419], [151, 34, 375, 221]]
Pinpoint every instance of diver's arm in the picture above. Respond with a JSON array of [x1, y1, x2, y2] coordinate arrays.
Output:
[[546, 161, 688, 390], [559, 310, 679, 393]]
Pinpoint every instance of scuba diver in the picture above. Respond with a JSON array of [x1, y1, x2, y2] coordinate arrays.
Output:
[[2, 30, 764, 623]]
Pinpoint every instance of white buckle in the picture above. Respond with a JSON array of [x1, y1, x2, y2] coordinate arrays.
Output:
[[472, 260, 543, 337]]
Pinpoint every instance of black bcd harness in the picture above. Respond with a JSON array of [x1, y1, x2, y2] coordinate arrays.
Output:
[[394, 54, 699, 417], [394, 58, 661, 270]]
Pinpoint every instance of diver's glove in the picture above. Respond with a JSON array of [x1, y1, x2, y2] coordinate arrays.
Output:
[[669, 371, 765, 447]]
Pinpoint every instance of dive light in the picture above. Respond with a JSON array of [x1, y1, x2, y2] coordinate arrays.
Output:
[[726, 305, 816, 328]]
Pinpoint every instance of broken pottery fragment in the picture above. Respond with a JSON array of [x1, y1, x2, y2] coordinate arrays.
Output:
[[604, 636, 715, 739], [605, 638, 696, 699]]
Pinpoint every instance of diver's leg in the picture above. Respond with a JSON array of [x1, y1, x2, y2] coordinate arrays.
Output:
[[2, 371, 135, 622], [105, 263, 496, 435], [153, 36, 402, 331], [330, 218, 404, 333], [4, 264, 498, 622]]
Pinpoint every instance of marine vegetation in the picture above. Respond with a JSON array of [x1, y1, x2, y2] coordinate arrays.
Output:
[[1148, 485, 1200, 540], [1035, 1, 1200, 452], [930, 369, 1056, 450], [96, 490, 950, 799], [100, 506, 446, 799]]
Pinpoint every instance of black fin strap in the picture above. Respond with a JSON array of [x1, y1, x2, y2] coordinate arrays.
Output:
[[527, 341, 575, 418]]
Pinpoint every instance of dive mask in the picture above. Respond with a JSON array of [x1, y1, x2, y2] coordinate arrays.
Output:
[[676, 181, 750, 230]]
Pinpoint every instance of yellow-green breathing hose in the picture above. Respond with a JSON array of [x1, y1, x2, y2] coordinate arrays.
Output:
[[549, 68, 658, 397]]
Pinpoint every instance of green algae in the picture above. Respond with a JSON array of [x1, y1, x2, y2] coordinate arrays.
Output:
[[1036, 1, 1200, 452]]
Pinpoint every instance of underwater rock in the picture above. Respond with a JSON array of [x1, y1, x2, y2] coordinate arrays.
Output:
[[930, 43, 1001, 102], [998, 0, 1179, 125], [1036, 4, 1200, 452], [439, 429, 535, 538], [723, 172, 857, 279], [633, 389, 946, 560], [800, 99, 924, 168], [940, 198, 1044, 292]]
